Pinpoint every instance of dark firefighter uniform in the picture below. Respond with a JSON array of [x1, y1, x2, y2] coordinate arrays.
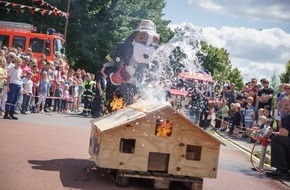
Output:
[[82, 78, 96, 116], [91, 71, 106, 118]]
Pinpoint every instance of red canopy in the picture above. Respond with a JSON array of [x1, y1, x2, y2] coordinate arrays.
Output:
[[169, 89, 188, 97], [179, 72, 213, 83]]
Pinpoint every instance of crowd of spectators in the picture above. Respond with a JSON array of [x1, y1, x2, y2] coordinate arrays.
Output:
[[0, 46, 104, 119], [169, 74, 288, 142]]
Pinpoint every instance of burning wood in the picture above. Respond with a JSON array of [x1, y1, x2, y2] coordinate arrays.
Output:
[[156, 119, 173, 137], [110, 96, 125, 111]]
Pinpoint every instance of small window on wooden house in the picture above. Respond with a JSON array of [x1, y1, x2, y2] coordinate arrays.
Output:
[[155, 119, 173, 137], [186, 145, 202, 161], [120, 138, 136, 154]]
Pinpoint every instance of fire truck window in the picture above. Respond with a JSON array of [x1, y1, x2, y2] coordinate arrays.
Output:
[[44, 39, 50, 56], [54, 39, 65, 57], [186, 145, 202, 161], [12, 36, 26, 50], [155, 119, 173, 137], [0, 35, 9, 48], [120, 138, 136, 154], [29, 38, 44, 53]]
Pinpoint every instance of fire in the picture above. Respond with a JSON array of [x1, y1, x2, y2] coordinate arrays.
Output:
[[110, 96, 125, 111], [156, 119, 173, 137]]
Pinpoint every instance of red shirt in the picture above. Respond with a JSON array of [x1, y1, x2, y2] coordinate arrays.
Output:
[[31, 73, 40, 95], [247, 86, 258, 105]]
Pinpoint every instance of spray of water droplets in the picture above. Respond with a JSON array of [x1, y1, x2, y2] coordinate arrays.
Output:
[[137, 23, 206, 103]]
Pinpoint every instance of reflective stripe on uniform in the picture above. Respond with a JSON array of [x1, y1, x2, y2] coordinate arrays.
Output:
[[106, 54, 114, 63]]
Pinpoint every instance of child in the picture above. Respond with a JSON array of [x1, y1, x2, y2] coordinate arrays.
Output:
[[76, 78, 83, 112], [53, 82, 62, 112], [227, 103, 236, 133], [0, 57, 7, 116], [72, 80, 79, 112], [30, 65, 40, 113], [244, 96, 255, 137], [37, 71, 50, 113], [214, 98, 223, 129], [232, 103, 243, 136], [21, 71, 33, 114], [254, 108, 264, 127], [221, 99, 229, 131], [249, 115, 272, 141], [67, 78, 74, 111], [61, 84, 69, 113]]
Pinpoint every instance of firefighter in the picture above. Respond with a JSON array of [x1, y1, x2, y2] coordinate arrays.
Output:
[[81, 73, 96, 117], [91, 68, 106, 118]]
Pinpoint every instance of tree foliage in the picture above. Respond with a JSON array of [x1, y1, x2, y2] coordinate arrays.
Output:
[[201, 41, 243, 90], [280, 60, 290, 83], [271, 72, 280, 109]]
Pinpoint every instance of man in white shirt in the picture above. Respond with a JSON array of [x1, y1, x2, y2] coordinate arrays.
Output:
[[1, 52, 16, 112], [4, 56, 22, 120]]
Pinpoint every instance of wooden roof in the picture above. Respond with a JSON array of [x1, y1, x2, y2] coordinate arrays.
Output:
[[92, 101, 171, 132], [91, 101, 225, 145]]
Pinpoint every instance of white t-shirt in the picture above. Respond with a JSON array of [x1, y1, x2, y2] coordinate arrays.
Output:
[[6, 63, 15, 70], [8, 67, 22, 85], [23, 77, 33, 94]]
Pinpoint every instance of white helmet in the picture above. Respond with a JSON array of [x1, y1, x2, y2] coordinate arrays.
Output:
[[137, 20, 156, 32]]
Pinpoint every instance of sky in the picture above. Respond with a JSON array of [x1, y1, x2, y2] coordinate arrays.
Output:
[[162, 0, 290, 83]]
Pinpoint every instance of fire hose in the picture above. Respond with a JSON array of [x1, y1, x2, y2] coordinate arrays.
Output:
[[250, 126, 272, 173], [250, 137, 270, 173]]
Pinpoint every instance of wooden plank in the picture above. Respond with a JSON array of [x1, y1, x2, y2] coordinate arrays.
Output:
[[120, 170, 203, 183], [137, 171, 152, 176]]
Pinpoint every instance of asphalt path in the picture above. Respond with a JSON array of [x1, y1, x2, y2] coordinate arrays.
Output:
[[0, 112, 288, 190]]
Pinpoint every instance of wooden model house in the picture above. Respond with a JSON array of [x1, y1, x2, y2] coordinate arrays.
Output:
[[89, 101, 223, 180]]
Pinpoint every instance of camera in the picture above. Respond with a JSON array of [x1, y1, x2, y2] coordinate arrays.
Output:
[[55, 66, 60, 71]]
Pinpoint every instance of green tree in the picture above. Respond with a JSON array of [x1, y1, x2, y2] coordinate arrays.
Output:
[[271, 72, 280, 110], [227, 67, 244, 90], [201, 41, 243, 90], [279, 60, 290, 83]]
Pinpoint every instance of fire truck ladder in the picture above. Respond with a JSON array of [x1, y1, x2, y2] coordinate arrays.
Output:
[[0, 21, 36, 32]]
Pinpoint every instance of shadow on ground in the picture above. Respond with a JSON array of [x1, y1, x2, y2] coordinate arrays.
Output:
[[28, 158, 116, 190], [28, 158, 192, 190]]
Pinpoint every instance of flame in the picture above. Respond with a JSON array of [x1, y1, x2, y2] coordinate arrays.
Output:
[[156, 119, 173, 137], [110, 96, 125, 111]]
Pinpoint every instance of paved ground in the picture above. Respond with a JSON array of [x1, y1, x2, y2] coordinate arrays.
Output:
[[0, 112, 289, 190]]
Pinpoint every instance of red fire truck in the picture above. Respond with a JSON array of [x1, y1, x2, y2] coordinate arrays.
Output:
[[0, 21, 66, 62]]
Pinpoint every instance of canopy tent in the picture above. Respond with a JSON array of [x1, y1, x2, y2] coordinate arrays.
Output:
[[168, 89, 189, 97], [179, 72, 213, 83]]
